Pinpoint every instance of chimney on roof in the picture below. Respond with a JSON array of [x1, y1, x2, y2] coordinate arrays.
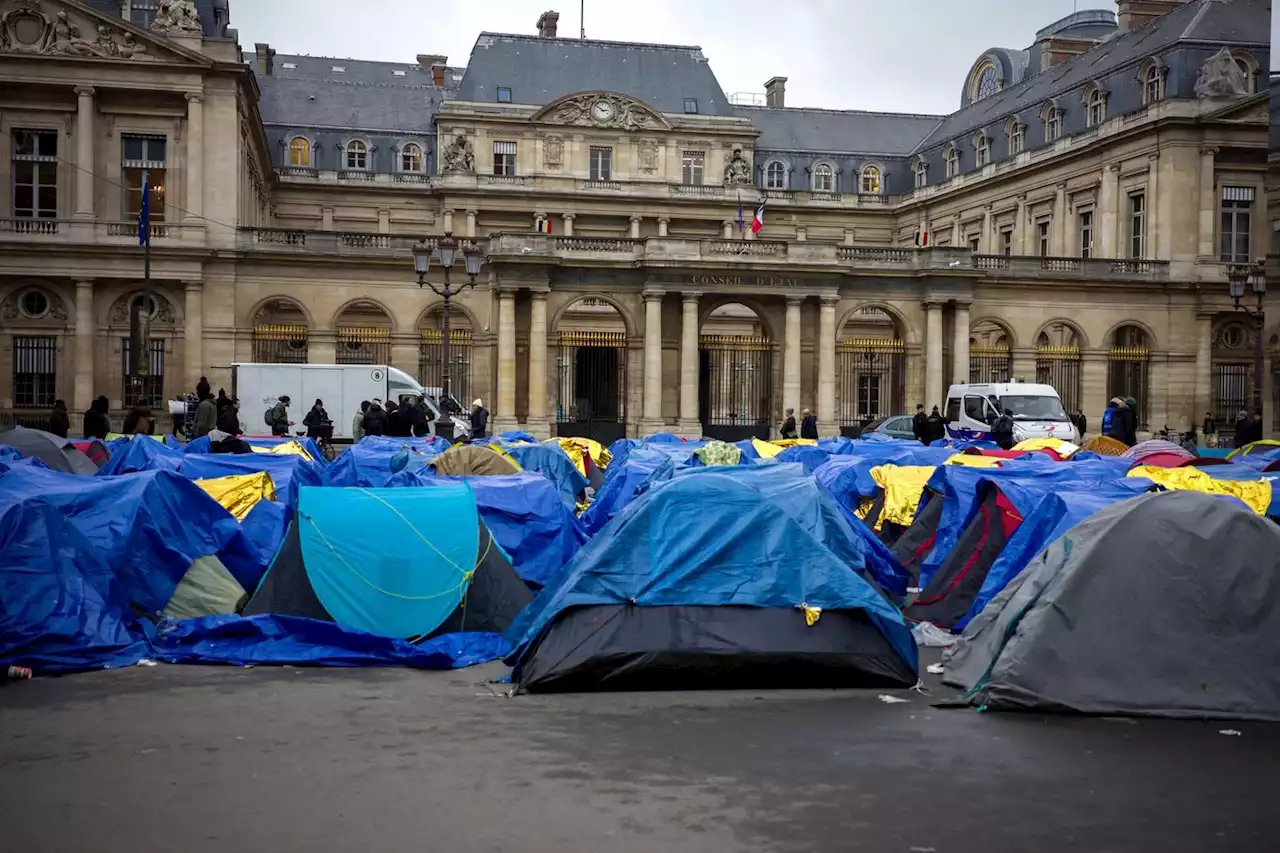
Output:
[[537, 10, 560, 38], [1037, 32, 1099, 70], [254, 42, 274, 76], [417, 54, 449, 86], [1115, 0, 1189, 33], [764, 76, 787, 109]]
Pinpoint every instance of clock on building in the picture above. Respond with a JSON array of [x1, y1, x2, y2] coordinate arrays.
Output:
[[591, 100, 615, 122]]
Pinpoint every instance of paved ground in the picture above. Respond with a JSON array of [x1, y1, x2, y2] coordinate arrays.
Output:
[[3, 655, 1279, 853]]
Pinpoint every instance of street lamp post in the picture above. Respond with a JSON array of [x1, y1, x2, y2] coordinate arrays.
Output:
[[1227, 259, 1267, 415], [412, 233, 483, 407]]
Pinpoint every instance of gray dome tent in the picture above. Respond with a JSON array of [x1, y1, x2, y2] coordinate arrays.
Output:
[[0, 426, 100, 474], [943, 490, 1280, 721]]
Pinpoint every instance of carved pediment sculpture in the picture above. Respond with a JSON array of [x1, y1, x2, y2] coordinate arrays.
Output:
[[108, 291, 175, 325], [0, 1, 157, 60], [151, 0, 201, 36], [637, 139, 659, 173], [533, 92, 671, 132], [1193, 47, 1248, 99], [441, 133, 475, 173], [723, 148, 752, 186], [543, 134, 564, 169]]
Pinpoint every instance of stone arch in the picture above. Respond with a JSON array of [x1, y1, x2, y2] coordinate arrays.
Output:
[[551, 292, 637, 338], [969, 316, 1015, 349], [247, 295, 313, 329], [837, 301, 911, 344], [105, 288, 180, 329], [698, 298, 777, 441], [699, 296, 778, 341], [417, 300, 478, 332], [332, 297, 395, 333], [1103, 320, 1155, 351], [333, 298, 393, 365], [417, 301, 478, 405], [969, 318, 1013, 384], [0, 279, 72, 326], [1034, 318, 1085, 350]]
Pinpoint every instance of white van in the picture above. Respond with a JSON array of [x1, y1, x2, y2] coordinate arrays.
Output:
[[943, 382, 1077, 443]]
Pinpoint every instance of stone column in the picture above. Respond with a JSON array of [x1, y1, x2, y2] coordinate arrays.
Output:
[[73, 280, 94, 411], [640, 289, 665, 432], [1080, 351, 1108, 436], [183, 93, 204, 225], [722, 221, 734, 239], [677, 293, 701, 436], [527, 289, 549, 438], [657, 217, 669, 237], [1198, 146, 1217, 258], [465, 209, 477, 238], [924, 301, 943, 408], [184, 282, 203, 392], [73, 86, 95, 219], [1099, 162, 1119, 257], [1053, 183, 1067, 256], [630, 216, 641, 239], [979, 206, 993, 253], [843, 228, 855, 246], [443, 210, 454, 233], [783, 296, 803, 415], [493, 287, 518, 432], [1195, 313, 1212, 418], [377, 209, 391, 234], [1015, 195, 1028, 255], [952, 301, 970, 385], [818, 296, 837, 435], [562, 213, 575, 237], [951, 215, 962, 248], [321, 207, 334, 231], [1145, 153, 1158, 258]]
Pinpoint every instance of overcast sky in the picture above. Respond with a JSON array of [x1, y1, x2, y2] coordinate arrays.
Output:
[[230, 0, 1154, 115]]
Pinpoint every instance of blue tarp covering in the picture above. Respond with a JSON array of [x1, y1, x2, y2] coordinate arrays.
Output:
[[775, 445, 832, 473], [580, 447, 678, 536], [0, 496, 151, 673], [183, 433, 327, 463], [326, 437, 443, 487], [176, 452, 327, 507], [152, 615, 509, 669], [0, 463, 267, 606], [240, 497, 290, 568], [490, 441, 589, 510], [0, 445, 26, 463], [385, 472, 587, 587], [506, 471, 917, 675], [97, 435, 184, 476], [497, 430, 539, 444], [813, 446, 956, 511]]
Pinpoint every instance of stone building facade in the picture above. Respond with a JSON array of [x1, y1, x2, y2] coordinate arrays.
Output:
[[0, 0, 1274, 442]]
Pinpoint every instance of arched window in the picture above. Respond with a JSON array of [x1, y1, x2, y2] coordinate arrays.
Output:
[[288, 136, 311, 167], [1006, 119, 1024, 155], [912, 159, 927, 189], [401, 142, 423, 172], [812, 163, 834, 193], [1230, 50, 1258, 93], [765, 161, 786, 190], [972, 62, 1001, 103], [1084, 84, 1106, 127], [1041, 101, 1063, 143], [1143, 65, 1163, 105], [860, 165, 881, 194], [944, 146, 960, 179], [973, 133, 991, 167], [346, 140, 368, 170]]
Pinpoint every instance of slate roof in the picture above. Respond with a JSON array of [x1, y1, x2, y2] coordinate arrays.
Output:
[[245, 55, 457, 133], [735, 106, 942, 156], [913, 0, 1269, 153], [455, 33, 732, 116], [82, 0, 228, 38]]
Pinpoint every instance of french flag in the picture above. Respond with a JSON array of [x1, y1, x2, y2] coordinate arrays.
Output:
[[751, 198, 766, 234], [535, 217, 552, 234]]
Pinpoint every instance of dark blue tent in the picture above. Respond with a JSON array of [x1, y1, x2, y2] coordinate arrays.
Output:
[[489, 441, 588, 510], [97, 435, 184, 476], [508, 471, 918, 693], [176, 452, 327, 506], [183, 433, 327, 463], [327, 437, 443, 487], [580, 447, 678, 536]]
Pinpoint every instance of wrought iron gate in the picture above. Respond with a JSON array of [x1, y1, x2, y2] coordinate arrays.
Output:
[[121, 337, 165, 407], [969, 345, 1011, 383], [556, 331, 627, 444], [419, 328, 473, 407], [837, 338, 904, 436], [1108, 344, 1150, 430], [336, 327, 390, 366], [1035, 346, 1081, 415], [699, 335, 774, 441], [252, 323, 309, 363], [1213, 362, 1251, 444], [12, 335, 56, 409]]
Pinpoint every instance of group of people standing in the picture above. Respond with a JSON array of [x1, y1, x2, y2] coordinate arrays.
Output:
[[1203, 408, 1266, 449], [779, 408, 820, 440], [912, 405, 948, 445]]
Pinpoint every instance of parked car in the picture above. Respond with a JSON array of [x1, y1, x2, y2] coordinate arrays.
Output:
[[861, 415, 917, 441]]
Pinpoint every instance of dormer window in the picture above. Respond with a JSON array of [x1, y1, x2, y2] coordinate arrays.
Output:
[[1040, 100, 1063, 142], [683, 99, 699, 114], [331, 66, 346, 73], [496, 87, 512, 103], [973, 133, 990, 168], [393, 70, 407, 77], [860, 165, 881, 194], [1005, 118, 1024, 155], [281, 62, 297, 70], [1083, 82, 1107, 127], [765, 161, 786, 190], [346, 140, 368, 170], [401, 142, 423, 172], [1143, 65, 1163, 104], [912, 158, 927, 189], [288, 136, 311, 167], [812, 163, 834, 193], [944, 146, 960, 179]]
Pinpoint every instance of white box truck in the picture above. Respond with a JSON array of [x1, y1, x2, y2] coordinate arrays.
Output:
[[231, 363, 439, 440]]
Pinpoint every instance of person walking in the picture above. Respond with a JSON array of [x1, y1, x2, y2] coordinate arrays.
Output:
[[992, 408, 1016, 450], [1071, 409, 1087, 439], [83, 396, 110, 440], [352, 400, 369, 443], [410, 396, 434, 438], [780, 408, 797, 439], [800, 408, 818, 440], [926, 405, 947, 444], [363, 399, 388, 437], [912, 404, 928, 444], [193, 391, 217, 438], [1202, 410, 1218, 449], [48, 399, 70, 438], [1103, 397, 1130, 445], [216, 396, 241, 435], [470, 398, 490, 441], [1122, 397, 1140, 446], [265, 395, 293, 437]]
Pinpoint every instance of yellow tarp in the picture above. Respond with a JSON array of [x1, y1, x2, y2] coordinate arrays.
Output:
[[945, 454, 1004, 468], [196, 471, 277, 521], [1080, 435, 1127, 457], [250, 440, 314, 462], [1013, 437, 1078, 457], [772, 438, 819, 449], [105, 433, 165, 443], [547, 439, 588, 478], [1127, 465, 1272, 517], [868, 464, 937, 532], [751, 438, 785, 459], [549, 437, 612, 472]]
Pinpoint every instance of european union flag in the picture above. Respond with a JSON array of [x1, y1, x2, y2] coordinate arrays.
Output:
[[138, 177, 150, 246]]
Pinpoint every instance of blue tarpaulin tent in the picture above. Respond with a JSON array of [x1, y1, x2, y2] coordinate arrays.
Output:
[[176, 452, 327, 506], [327, 437, 444, 487], [97, 435, 184, 476], [489, 441, 588, 510], [183, 433, 327, 462], [507, 471, 918, 693], [580, 447, 678, 536]]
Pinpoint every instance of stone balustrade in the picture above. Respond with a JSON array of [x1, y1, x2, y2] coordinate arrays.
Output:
[[0, 218, 197, 244]]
